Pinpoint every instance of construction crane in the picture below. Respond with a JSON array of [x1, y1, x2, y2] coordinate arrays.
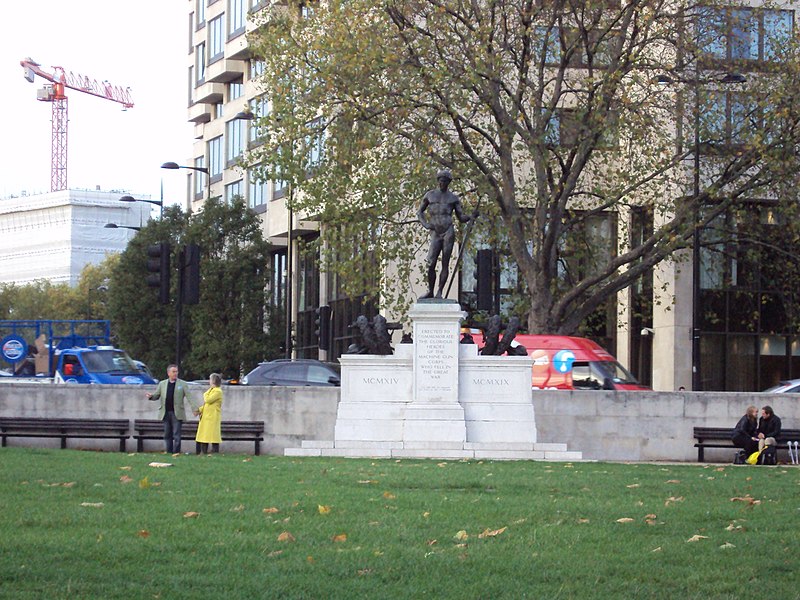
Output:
[[20, 57, 134, 192]]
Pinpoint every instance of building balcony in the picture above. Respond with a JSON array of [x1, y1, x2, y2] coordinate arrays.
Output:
[[188, 102, 212, 124], [206, 57, 246, 83], [194, 81, 224, 104]]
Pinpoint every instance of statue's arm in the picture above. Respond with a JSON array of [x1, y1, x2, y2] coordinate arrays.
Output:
[[454, 197, 475, 224], [418, 195, 432, 229]]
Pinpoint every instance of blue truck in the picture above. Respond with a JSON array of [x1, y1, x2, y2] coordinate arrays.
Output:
[[0, 320, 155, 385]]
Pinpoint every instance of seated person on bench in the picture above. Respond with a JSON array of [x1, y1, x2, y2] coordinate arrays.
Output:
[[732, 405, 759, 455], [757, 405, 782, 451]]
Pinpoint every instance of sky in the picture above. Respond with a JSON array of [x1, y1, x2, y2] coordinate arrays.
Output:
[[0, 1, 192, 206]]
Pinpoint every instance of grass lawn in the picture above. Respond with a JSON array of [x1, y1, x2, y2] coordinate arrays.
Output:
[[0, 448, 797, 599]]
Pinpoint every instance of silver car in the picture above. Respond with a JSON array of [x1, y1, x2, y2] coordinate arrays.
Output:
[[762, 379, 800, 393]]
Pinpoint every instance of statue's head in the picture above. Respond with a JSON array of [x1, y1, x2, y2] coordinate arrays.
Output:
[[436, 169, 452, 183]]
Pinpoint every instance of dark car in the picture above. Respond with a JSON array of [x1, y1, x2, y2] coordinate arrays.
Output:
[[241, 359, 341, 387]]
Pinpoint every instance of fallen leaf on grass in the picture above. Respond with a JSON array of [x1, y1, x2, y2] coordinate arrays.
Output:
[[139, 477, 151, 489], [577, 518, 590, 524], [651, 547, 662, 552], [119, 466, 132, 471], [332, 533, 347, 543], [183, 511, 200, 518], [426, 539, 438, 546], [715, 467, 726, 472], [267, 550, 283, 558], [62, 482, 76, 488], [687, 535, 709, 542], [358, 569, 372, 576], [454, 530, 468, 541], [478, 527, 507, 539], [665, 479, 681, 484], [357, 480, 378, 484], [306, 555, 314, 563], [665, 496, 685, 506], [626, 483, 640, 488], [242, 458, 252, 462], [263, 507, 280, 514], [277, 531, 295, 542], [137, 530, 150, 538], [80, 502, 104, 508], [382, 492, 396, 500], [720, 542, 736, 549], [644, 514, 657, 525], [318, 505, 331, 515], [230, 504, 245, 512], [725, 523, 744, 531], [119, 475, 133, 484], [616, 518, 635, 523], [731, 495, 761, 506], [148, 462, 173, 468]]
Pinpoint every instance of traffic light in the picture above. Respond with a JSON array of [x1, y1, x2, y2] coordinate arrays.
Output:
[[314, 305, 332, 351], [182, 243, 201, 305], [146, 242, 171, 304], [475, 249, 493, 311]]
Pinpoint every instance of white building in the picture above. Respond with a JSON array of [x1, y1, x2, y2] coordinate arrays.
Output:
[[0, 189, 151, 286]]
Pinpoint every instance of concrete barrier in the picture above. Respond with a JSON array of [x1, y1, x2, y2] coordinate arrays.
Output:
[[1, 383, 796, 461]]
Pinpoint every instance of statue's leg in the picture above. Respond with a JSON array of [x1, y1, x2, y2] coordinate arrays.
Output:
[[421, 235, 442, 299], [436, 233, 456, 298]]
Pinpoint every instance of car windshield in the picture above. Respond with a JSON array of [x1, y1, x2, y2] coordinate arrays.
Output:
[[81, 350, 139, 374], [593, 360, 640, 384]]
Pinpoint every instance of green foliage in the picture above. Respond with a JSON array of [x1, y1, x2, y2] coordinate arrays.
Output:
[[2, 449, 799, 599], [246, 0, 800, 333], [107, 201, 278, 380], [0, 259, 116, 322]]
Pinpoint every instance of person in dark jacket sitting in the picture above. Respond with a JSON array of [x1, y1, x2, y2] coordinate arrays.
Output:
[[757, 405, 782, 452], [732, 405, 759, 455]]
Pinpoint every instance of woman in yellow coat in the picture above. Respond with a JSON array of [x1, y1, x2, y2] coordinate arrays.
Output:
[[196, 373, 223, 454]]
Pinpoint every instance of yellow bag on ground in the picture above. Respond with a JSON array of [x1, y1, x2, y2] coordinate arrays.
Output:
[[745, 450, 761, 465]]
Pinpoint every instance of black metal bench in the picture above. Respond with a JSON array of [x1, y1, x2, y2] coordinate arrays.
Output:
[[693, 426, 800, 462], [133, 419, 265, 455], [0, 417, 129, 452]]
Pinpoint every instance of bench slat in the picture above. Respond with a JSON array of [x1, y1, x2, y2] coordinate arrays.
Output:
[[693, 427, 800, 462], [132, 419, 264, 455], [0, 417, 129, 452]]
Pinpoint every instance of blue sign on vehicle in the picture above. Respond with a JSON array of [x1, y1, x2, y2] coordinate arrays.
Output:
[[1, 335, 27, 363], [552, 350, 576, 374]]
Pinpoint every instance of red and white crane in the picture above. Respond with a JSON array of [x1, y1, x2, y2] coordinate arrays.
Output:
[[20, 57, 134, 192]]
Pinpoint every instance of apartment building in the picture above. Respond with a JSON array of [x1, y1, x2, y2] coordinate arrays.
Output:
[[185, 0, 800, 393]]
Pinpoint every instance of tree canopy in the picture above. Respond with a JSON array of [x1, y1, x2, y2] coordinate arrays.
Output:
[[108, 199, 279, 380], [246, 0, 800, 333]]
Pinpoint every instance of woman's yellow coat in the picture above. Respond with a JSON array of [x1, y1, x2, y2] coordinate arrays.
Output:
[[196, 386, 223, 444]]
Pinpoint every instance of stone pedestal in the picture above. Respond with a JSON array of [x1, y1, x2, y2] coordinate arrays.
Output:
[[404, 301, 466, 445]]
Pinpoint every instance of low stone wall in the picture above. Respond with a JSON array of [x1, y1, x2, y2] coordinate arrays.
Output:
[[0, 383, 797, 461]]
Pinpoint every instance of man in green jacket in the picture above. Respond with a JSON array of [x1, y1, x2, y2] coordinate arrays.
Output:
[[146, 364, 199, 454]]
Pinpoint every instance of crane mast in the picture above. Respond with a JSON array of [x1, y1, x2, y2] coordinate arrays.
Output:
[[20, 57, 134, 192]]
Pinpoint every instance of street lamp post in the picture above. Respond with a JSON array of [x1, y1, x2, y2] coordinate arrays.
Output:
[[161, 161, 210, 203], [119, 194, 164, 219], [103, 223, 141, 232]]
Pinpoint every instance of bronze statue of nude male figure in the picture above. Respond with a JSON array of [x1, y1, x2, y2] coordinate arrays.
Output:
[[417, 170, 476, 299]]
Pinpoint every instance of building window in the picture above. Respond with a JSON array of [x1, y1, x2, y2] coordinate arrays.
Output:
[[209, 15, 225, 62], [230, 0, 246, 34], [195, 42, 206, 84], [249, 172, 268, 207], [196, 0, 205, 28], [250, 59, 266, 80], [228, 81, 243, 101], [226, 119, 245, 163], [249, 95, 270, 143], [225, 180, 243, 203], [698, 8, 794, 63], [305, 118, 324, 170], [194, 156, 206, 197], [697, 91, 760, 148], [208, 136, 223, 179]]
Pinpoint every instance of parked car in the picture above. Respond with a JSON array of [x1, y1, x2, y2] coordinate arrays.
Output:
[[762, 379, 800, 393], [241, 359, 341, 387]]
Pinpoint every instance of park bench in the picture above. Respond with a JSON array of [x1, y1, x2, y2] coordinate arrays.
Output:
[[133, 419, 265, 455], [693, 426, 800, 462], [0, 417, 129, 452]]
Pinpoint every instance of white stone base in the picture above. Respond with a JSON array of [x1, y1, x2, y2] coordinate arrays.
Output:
[[286, 439, 584, 461]]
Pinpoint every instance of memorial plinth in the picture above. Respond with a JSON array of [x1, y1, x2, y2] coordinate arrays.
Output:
[[286, 300, 581, 461]]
